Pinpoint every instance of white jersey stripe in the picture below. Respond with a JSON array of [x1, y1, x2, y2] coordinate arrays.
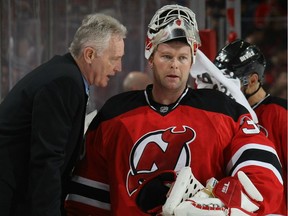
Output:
[[66, 194, 111, 210], [231, 160, 283, 185], [226, 143, 279, 172], [71, 175, 110, 191]]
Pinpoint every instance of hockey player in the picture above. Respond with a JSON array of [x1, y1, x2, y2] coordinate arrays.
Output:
[[64, 4, 284, 215], [214, 39, 287, 214]]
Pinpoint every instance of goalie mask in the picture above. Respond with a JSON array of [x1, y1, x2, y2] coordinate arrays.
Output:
[[145, 4, 201, 63], [214, 39, 266, 86]]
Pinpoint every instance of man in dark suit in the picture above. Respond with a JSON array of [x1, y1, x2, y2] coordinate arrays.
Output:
[[0, 13, 127, 216]]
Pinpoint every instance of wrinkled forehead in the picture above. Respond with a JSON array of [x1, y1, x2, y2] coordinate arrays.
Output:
[[155, 40, 192, 55]]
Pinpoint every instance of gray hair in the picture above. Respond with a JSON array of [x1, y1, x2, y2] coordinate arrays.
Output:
[[69, 13, 127, 58]]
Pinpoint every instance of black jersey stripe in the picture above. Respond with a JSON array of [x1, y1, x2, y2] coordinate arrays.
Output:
[[261, 95, 287, 109], [228, 148, 282, 178], [68, 180, 110, 204]]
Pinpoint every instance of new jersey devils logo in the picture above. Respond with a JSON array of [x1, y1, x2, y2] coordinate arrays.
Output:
[[126, 126, 196, 195]]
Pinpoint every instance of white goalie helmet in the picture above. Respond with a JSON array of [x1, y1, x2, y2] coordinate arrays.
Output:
[[145, 4, 201, 63]]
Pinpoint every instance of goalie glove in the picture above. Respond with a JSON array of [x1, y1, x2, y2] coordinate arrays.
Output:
[[212, 171, 263, 213], [173, 171, 263, 216], [135, 170, 176, 215], [162, 167, 206, 215], [174, 198, 227, 216], [162, 167, 221, 216]]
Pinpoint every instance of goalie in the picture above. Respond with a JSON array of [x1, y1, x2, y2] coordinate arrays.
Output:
[[64, 4, 284, 216]]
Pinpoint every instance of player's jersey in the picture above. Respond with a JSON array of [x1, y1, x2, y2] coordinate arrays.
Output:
[[65, 85, 283, 216], [252, 94, 287, 214]]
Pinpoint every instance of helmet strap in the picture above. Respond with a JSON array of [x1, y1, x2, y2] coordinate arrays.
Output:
[[244, 83, 262, 100]]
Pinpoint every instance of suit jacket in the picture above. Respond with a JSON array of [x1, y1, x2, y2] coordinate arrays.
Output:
[[0, 53, 87, 216]]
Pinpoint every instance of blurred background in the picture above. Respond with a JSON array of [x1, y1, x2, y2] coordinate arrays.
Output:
[[0, 0, 287, 109]]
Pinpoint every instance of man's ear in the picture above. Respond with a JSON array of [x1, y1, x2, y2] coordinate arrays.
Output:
[[83, 47, 96, 64], [249, 73, 259, 86], [247, 73, 261, 92], [148, 56, 154, 68]]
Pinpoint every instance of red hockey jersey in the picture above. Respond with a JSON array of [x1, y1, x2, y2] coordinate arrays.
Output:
[[253, 94, 287, 214], [65, 86, 284, 215]]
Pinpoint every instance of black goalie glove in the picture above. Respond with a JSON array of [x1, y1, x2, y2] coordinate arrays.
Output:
[[135, 170, 177, 215]]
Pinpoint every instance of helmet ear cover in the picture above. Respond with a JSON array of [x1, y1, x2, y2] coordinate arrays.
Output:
[[214, 39, 266, 84], [145, 4, 201, 63]]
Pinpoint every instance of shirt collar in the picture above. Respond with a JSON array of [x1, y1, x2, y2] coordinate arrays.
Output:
[[144, 84, 189, 115], [82, 75, 90, 96]]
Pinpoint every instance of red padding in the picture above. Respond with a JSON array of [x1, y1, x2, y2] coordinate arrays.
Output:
[[199, 29, 217, 61]]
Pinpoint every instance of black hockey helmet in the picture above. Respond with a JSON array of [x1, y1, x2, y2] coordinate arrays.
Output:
[[214, 39, 266, 86]]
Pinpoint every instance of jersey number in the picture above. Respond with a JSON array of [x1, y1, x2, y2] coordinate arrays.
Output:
[[242, 119, 260, 134]]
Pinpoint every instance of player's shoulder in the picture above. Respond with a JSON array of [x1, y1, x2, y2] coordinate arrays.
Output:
[[263, 95, 287, 110], [104, 90, 147, 111], [188, 88, 234, 101], [185, 88, 249, 121], [89, 90, 146, 129]]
